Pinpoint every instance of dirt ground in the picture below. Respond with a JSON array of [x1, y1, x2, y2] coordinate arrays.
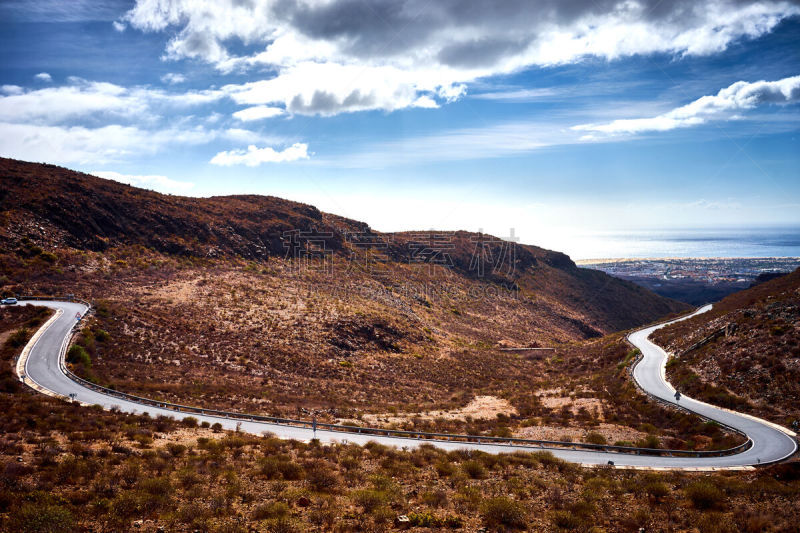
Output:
[[356, 395, 518, 426]]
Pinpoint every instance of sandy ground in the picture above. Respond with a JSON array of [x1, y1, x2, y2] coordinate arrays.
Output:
[[356, 395, 518, 426], [539, 395, 605, 414], [513, 423, 647, 444]]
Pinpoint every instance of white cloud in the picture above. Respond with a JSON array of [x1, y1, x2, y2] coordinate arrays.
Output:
[[122, 0, 800, 116], [160, 72, 186, 85], [112, 20, 126, 32], [225, 61, 464, 116], [91, 170, 195, 193], [573, 75, 800, 136], [232, 105, 284, 121], [0, 76, 293, 165], [0, 85, 23, 95], [210, 143, 310, 166], [34, 72, 52, 82], [0, 121, 226, 165], [0, 79, 226, 124]]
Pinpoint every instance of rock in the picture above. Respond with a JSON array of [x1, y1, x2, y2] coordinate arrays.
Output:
[[133, 520, 143, 528]]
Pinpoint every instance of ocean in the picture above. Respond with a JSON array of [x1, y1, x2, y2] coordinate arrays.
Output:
[[564, 227, 800, 260]]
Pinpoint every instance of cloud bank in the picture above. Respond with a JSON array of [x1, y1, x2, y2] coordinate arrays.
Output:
[[573, 74, 800, 136], [0, 79, 297, 165], [210, 143, 310, 166], [0, 78, 225, 124], [122, 0, 800, 116]]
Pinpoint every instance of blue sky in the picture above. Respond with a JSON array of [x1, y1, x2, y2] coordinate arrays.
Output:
[[1, 0, 799, 258]]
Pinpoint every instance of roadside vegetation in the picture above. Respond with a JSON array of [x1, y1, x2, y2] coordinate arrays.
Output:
[[1, 389, 798, 532]]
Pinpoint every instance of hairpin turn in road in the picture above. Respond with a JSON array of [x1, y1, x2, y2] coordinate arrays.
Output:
[[17, 300, 797, 469]]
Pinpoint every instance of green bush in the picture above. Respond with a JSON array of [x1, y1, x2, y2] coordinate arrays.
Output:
[[139, 476, 172, 495], [636, 435, 660, 449], [108, 492, 140, 526], [644, 480, 670, 502], [181, 416, 199, 428], [166, 443, 186, 457], [685, 479, 725, 509], [434, 459, 456, 477], [305, 461, 339, 492], [551, 509, 583, 530], [10, 502, 75, 533], [259, 455, 304, 480], [66, 345, 91, 368], [584, 432, 607, 445], [6, 328, 30, 349], [481, 496, 527, 529], [461, 459, 487, 479], [39, 251, 57, 264], [252, 501, 290, 520], [263, 517, 300, 533], [351, 488, 389, 513], [421, 489, 448, 508]]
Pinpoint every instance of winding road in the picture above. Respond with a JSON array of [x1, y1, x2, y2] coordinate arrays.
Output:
[[16, 300, 797, 469]]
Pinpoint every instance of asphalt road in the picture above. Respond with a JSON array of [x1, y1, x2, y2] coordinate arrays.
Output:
[[18, 300, 797, 468]]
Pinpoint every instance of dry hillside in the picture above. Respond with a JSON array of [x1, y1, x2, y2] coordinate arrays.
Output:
[[653, 268, 800, 427]]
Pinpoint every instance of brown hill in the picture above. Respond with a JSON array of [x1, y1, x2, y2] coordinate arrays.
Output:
[[0, 157, 691, 419], [0, 157, 686, 332], [653, 268, 800, 426]]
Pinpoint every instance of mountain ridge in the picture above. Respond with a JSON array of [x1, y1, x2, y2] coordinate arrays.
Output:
[[0, 156, 688, 338]]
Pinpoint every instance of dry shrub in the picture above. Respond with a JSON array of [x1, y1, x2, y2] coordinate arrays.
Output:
[[305, 460, 340, 492], [685, 479, 725, 510], [482, 496, 527, 530]]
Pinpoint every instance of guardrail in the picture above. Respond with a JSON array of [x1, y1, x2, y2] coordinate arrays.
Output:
[[20, 295, 93, 308], [23, 296, 754, 459]]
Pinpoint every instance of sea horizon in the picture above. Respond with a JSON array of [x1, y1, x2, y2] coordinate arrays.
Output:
[[558, 226, 800, 261]]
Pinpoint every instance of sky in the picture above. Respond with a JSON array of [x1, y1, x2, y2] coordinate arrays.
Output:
[[1, 0, 799, 258]]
